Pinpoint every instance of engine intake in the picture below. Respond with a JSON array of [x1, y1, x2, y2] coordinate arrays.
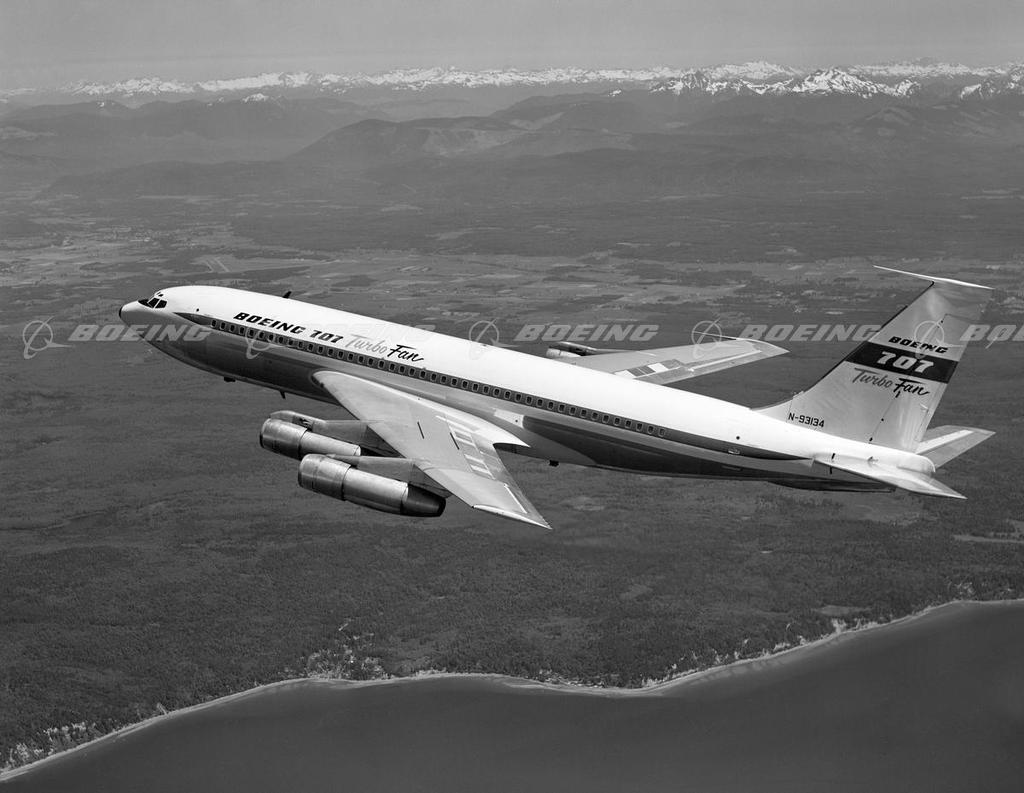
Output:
[[260, 418, 361, 460], [269, 411, 388, 454], [298, 454, 445, 518], [545, 341, 627, 360]]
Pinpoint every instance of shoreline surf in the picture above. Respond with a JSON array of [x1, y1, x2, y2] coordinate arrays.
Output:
[[4, 597, 1022, 784]]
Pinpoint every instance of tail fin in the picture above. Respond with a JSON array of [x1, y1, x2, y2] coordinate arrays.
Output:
[[759, 267, 993, 452]]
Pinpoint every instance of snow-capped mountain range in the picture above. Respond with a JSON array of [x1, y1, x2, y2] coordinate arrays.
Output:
[[649, 66, 920, 98], [957, 64, 1024, 100], [6, 60, 1024, 102]]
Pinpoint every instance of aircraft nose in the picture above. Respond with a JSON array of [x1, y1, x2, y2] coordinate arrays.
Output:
[[119, 300, 141, 324]]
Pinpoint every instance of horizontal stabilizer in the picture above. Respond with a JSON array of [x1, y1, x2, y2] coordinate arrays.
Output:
[[814, 453, 966, 499], [872, 266, 993, 291], [916, 425, 994, 468]]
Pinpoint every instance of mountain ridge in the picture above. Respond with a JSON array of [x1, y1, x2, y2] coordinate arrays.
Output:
[[7, 60, 1024, 103]]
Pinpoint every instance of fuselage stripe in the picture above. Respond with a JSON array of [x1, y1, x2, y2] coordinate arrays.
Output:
[[200, 313, 801, 462]]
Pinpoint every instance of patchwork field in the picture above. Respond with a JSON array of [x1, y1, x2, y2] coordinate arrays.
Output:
[[3, 192, 1023, 765]]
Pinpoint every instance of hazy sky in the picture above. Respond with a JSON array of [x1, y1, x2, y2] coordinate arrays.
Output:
[[2, 0, 1022, 88]]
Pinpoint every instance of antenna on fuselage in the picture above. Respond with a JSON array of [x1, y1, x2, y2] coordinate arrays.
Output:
[[282, 290, 292, 299]]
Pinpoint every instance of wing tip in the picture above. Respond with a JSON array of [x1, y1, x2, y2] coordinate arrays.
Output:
[[695, 336, 789, 357], [473, 505, 552, 530], [746, 338, 789, 358]]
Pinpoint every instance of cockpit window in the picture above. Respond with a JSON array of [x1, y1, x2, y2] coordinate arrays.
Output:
[[137, 297, 167, 309]]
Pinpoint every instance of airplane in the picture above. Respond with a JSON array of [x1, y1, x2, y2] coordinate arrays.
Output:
[[119, 268, 993, 529]]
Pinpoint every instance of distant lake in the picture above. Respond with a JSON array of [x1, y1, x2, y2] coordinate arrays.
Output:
[[4, 601, 1023, 793]]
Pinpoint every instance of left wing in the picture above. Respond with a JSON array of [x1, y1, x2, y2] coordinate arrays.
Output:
[[550, 338, 786, 385], [312, 370, 550, 529]]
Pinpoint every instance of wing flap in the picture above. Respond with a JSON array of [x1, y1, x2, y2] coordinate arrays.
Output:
[[561, 339, 787, 385]]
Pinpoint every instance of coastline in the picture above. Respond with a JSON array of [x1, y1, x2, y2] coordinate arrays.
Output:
[[3, 597, 1022, 782]]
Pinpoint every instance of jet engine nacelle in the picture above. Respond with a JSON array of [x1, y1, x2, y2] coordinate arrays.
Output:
[[269, 410, 390, 454], [545, 347, 582, 360], [260, 418, 362, 460], [545, 341, 627, 360], [298, 454, 445, 517]]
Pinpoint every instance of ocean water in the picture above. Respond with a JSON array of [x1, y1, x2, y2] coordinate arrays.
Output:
[[3, 601, 1023, 793]]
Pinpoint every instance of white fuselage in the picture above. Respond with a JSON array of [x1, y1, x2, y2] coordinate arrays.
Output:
[[120, 285, 934, 491]]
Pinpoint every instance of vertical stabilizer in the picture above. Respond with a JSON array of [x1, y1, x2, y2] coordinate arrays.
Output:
[[759, 268, 992, 451]]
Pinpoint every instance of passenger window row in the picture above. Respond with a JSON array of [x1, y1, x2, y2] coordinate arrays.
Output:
[[209, 317, 669, 439]]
